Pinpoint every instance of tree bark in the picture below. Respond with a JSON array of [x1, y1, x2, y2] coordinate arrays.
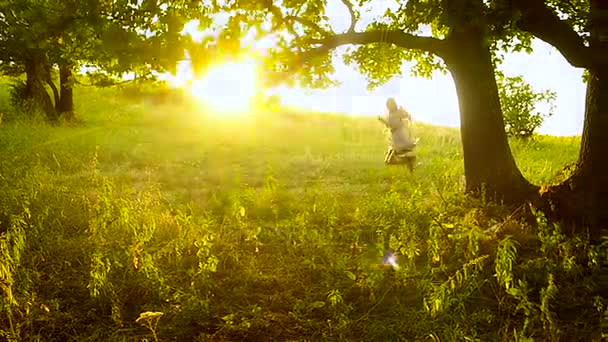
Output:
[[24, 55, 57, 121], [443, 26, 536, 204], [59, 62, 75, 120]]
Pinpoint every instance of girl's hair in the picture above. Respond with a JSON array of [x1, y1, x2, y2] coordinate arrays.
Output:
[[386, 97, 398, 111]]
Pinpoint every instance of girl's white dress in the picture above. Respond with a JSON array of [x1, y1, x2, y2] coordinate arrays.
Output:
[[385, 108, 415, 152]]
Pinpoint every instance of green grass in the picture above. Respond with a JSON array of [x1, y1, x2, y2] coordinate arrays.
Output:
[[1, 80, 605, 342]]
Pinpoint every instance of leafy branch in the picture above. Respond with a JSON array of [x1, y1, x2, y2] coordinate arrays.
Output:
[[495, 236, 519, 290], [280, 30, 447, 81], [424, 255, 490, 316]]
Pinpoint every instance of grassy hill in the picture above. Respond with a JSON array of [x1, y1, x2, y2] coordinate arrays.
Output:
[[1, 80, 604, 341]]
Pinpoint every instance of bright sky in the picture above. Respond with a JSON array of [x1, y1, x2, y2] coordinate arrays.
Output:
[[181, 0, 587, 137], [280, 39, 586, 137]]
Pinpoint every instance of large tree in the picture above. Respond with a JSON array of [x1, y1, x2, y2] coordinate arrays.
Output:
[[216, 0, 538, 203], [510, 0, 608, 233], [0, 0, 210, 121]]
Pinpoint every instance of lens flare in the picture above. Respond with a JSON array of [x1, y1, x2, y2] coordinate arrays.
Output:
[[382, 251, 399, 269]]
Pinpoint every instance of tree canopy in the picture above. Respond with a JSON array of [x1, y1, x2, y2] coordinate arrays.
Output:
[[209, 0, 538, 90]]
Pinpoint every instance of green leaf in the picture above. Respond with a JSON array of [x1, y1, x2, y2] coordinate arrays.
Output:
[[308, 301, 326, 309]]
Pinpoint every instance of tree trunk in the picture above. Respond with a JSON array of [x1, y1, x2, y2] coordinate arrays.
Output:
[[24, 56, 57, 121], [548, 0, 608, 237], [45, 74, 60, 112], [59, 62, 75, 120], [40, 54, 59, 111], [444, 27, 536, 204], [550, 69, 608, 236]]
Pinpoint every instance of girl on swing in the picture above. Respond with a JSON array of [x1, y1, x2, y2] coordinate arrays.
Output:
[[377, 97, 416, 171]]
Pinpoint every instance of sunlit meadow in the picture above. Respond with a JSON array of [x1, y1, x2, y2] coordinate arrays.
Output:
[[2, 74, 603, 341]]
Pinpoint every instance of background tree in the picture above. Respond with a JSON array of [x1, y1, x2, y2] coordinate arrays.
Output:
[[215, 0, 539, 202], [0, 0, 58, 119], [0, 0, 211, 121], [497, 74, 557, 139]]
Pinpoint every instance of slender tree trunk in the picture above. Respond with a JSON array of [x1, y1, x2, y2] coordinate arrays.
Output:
[[24, 55, 57, 121], [549, 0, 608, 237], [45, 75, 60, 112], [444, 27, 536, 204], [59, 62, 75, 120], [40, 54, 59, 111]]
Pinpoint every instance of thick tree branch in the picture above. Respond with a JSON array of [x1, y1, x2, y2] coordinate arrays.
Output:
[[512, 0, 603, 68], [340, 0, 357, 33], [282, 30, 446, 76]]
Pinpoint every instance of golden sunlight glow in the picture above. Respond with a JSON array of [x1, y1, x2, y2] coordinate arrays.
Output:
[[160, 20, 283, 116], [190, 60, 259, 114]]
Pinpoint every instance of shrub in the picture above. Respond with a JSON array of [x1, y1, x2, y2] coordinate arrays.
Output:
[[8, 80, 28, 110], [498, 74, 557, 139]]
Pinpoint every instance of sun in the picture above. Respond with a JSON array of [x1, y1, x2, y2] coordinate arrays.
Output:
[[190, 60, 259, 114]]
